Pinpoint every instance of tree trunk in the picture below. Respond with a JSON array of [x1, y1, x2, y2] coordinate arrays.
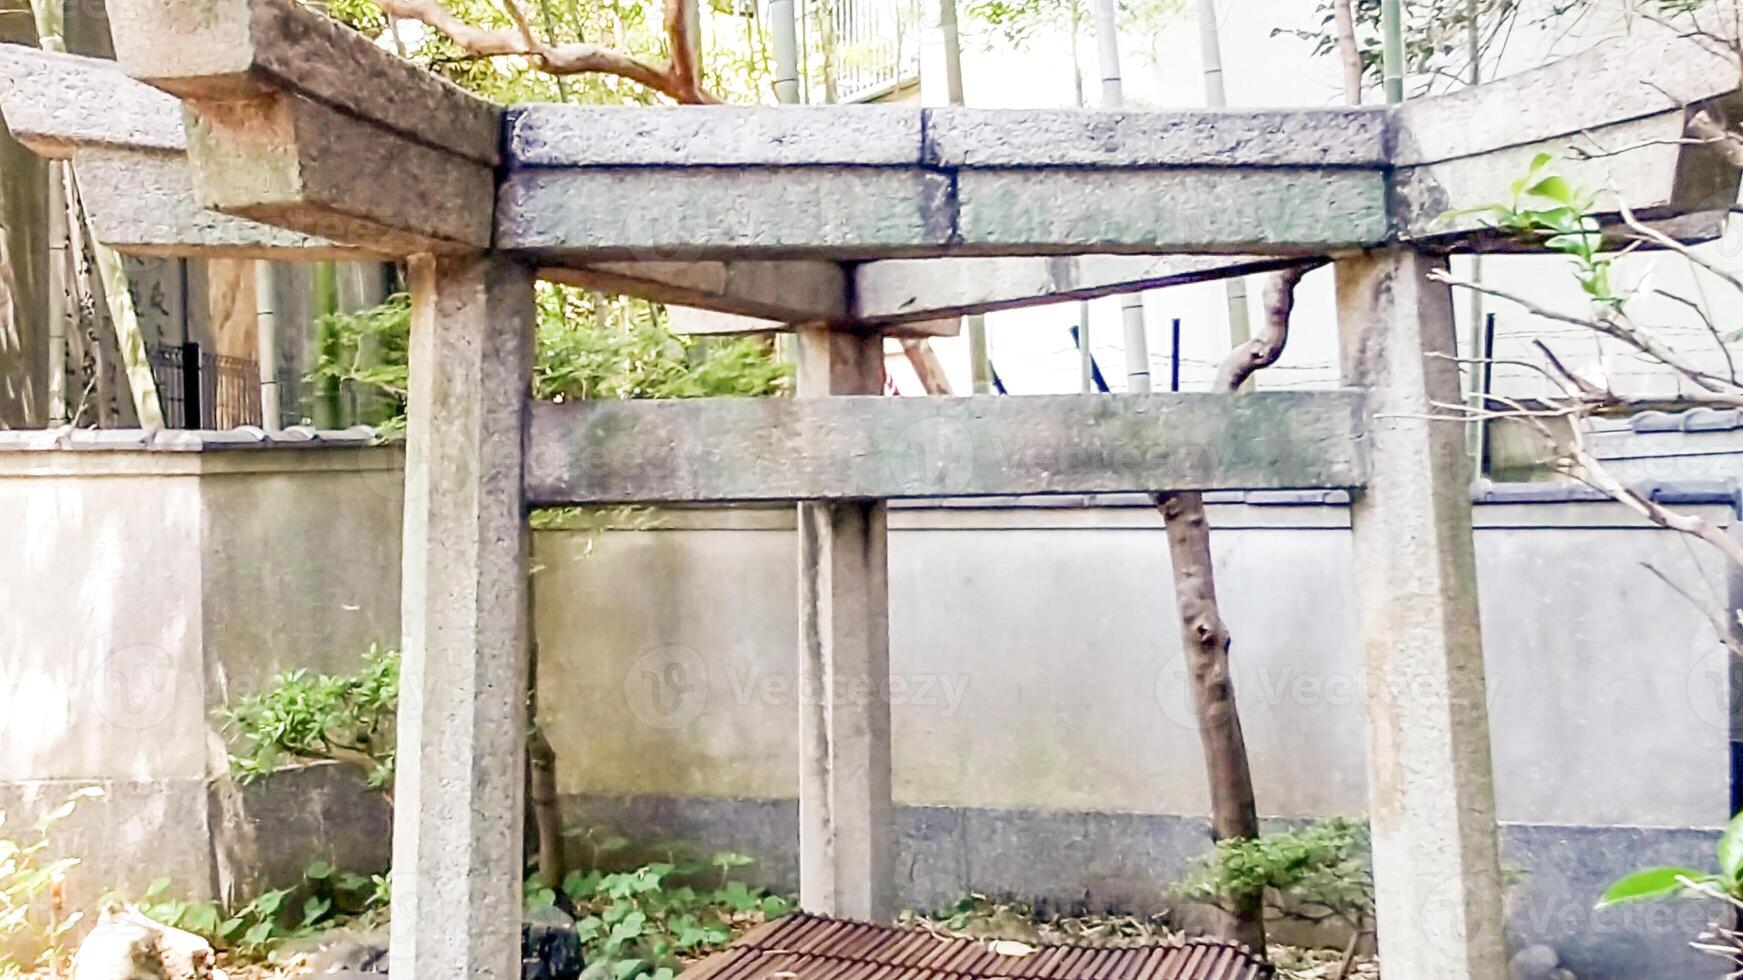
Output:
[[526, 602, 567, 891], [1155, 265, 1313, 956], [1158, 489, 1266, 953], [1332, 0, 1362, 106]]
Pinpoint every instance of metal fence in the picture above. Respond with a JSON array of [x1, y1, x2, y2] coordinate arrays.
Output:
[[821, 0, 919, 103], [147, 342, 263, 429]]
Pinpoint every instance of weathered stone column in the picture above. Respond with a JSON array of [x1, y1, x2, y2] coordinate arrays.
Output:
[[391, 253, 535, 979], [795, 326, 895, 922], [1335, 248, 1508, 978]]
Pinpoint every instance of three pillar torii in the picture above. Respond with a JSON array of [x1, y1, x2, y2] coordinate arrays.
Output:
[[4, 8, 1741, 977]]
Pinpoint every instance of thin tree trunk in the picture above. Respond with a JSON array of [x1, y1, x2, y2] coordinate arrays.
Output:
[[1155, 264, 1313, 956], [528, 723, 566, 890], [1332, 0, 1362, 106], [526, 583, 568, 891]]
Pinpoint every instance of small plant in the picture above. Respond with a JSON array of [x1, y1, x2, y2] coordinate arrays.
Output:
[[0, 786, 102, 976], [1445, 154, 1618, 307], [1180, 816, 1374, 933], [107, 860, 392, 963], [221, 645, 400, 797], [1599, 811, 1743, 968], [546, 845, 792, 980]]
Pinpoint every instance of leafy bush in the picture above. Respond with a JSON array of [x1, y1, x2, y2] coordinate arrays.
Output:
[[1179, 817, 1373, 929], [542, 841, 791, 980], [0, 786, 102, 976], [220, 646, 400, 795], [308, 285, 790, 435], [304, 294, 413, 432]]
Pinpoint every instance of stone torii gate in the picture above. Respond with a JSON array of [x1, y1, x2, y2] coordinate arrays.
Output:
[[3, 7, 1740, 976]]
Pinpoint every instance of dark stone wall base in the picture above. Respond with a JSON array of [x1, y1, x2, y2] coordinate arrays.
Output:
[[562, 794, 1725, 979]]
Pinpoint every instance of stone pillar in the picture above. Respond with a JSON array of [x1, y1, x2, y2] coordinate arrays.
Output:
[[795, 326, 895, 922], [1335, 249, 1508, 979], [391, 253, 535, 979]]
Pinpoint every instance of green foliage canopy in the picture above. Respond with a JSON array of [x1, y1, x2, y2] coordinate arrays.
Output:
[[307, 286, 791, 435]]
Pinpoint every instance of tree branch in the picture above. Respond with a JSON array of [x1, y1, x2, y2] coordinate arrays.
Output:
[[1214, 262, 1322, 392], [1431, 270, 1743, 401], [368, 0, 719, 103]]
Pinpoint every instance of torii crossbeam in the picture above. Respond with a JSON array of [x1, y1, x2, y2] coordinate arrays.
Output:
[[4, 6, 1739, 977]]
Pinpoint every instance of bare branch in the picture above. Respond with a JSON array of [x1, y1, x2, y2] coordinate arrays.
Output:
[[1569, 132, 1727, 161], [368, 0, 719, 103], [1565, 426, 1743, 569], [1614, 189, 1743, 298], [1654, 286, 1739, 384], [1640, 560, 1737, 649], [1431, 270, 1743, 401]]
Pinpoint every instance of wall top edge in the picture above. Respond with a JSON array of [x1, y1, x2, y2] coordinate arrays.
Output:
[[0, 426, 385, 453]]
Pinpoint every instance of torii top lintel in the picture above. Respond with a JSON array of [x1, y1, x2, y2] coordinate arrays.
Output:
[[1, 0, 1739, 326]]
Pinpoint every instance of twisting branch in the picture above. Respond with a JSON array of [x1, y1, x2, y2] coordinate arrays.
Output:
[[1214, 262, 1321, 391], [368, 0, 719, 103]]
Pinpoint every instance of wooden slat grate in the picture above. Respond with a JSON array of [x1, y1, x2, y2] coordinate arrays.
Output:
[[679, 914, 1274, 980]]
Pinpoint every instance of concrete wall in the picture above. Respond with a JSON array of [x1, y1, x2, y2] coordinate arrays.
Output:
[[533, 493, 1738, 979], [0, 435, 401, 904], [0, 439, 1735, 977]]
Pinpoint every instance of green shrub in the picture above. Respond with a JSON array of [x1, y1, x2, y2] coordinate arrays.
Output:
[[545, 841, 791, 980], [1179, 817, 1373, 929], [220, 646, 400, 795]]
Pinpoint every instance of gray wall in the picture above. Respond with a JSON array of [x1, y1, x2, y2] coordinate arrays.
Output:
[[0, 440, 1735, 977], [0, 438, 402, 907]]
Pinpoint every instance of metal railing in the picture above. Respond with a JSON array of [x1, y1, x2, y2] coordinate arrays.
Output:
[[820, 0, 919, 103], [147, 342, 263, 429]]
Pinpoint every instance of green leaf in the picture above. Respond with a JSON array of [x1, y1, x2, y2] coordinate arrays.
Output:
[[1597, 867, 1714, 908], [183, 903, 221, 936], [1718, 812, 1743, 883], [1525, 176, 1576, 206], [32, 799, 79, 834], [242, 919, 275, 949], [252, 888, 289, 917], [305, 860, 334, 881]]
